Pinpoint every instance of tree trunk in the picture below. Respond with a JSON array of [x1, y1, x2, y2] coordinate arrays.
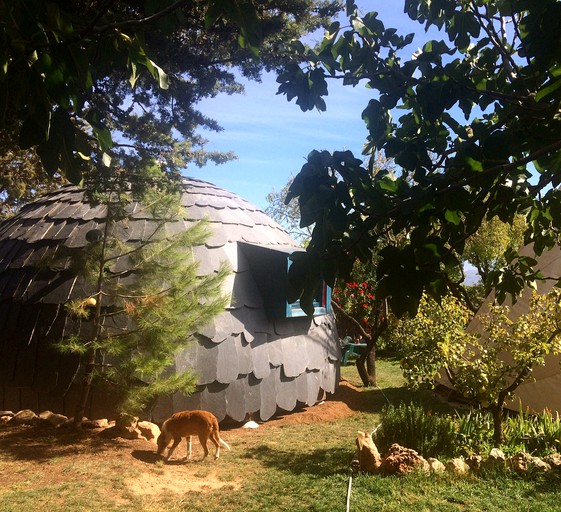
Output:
[[73, 209, 111, 426], [490, 403, 504, 446], [356, 340, 377, 387], [74, 347, 97, 426], [366, 343, 377, 385], [332, 297, 387, 388]]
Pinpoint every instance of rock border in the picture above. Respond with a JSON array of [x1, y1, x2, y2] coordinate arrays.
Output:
[[0, 408, 160, 444], [355, 431, 561, 477]]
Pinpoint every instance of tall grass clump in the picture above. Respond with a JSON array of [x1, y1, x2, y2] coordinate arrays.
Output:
[[373, 402, 457, 458], [456, 410, 494, 455], [456, 408, 561, 456], [504, 409, 561, 455]]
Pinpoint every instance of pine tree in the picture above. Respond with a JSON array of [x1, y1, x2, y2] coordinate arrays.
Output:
[[51, 166, 229, 424]]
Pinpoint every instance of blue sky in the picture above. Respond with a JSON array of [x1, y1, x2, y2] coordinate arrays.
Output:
[[188, 2, 429, 210]]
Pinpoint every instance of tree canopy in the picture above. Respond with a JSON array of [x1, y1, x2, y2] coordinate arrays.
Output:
[[396, 290, 561, 444], [265, 175, 312, 244], [279, 0, 561, 317], [0, 0, 341, 199]]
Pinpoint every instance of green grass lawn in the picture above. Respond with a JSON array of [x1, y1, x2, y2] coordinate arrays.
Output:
[[2, 359, 561, 512]]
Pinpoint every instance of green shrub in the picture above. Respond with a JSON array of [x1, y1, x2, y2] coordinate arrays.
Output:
[[373, 402, 457, 458]]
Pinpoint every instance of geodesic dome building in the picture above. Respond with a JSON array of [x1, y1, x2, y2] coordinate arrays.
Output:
[[0, 178, 339, 422]]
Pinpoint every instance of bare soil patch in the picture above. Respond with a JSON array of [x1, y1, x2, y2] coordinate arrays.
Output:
[[0, 380, 366, 498], [262, 380, 366, 426]]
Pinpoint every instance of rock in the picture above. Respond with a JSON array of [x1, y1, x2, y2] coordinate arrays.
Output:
[[482, 448, 506, 472], [356, 431, 382, 474], [116, 412, 139, 430], [118, 426, 143, 440], [37, 410, 68, 428], [138, 421, 161, 444], [97, 425, 142, 440], [507, 452, 551, 473], [537, 458, 553, 472], [9, 409, 37, 425], [58, 417, 79, 429], [1, 410, 18, 427], [242, 420, 260, 429], [465, 454, 483, 472], [98, 415, 142, 440], [544, 453, 561, 470], [446, 457, 470, 474], [97, 425, 118, 438], [82, 418, 109, 429], [96, 413, 142, 440], [380, 443, 429, 475], [507, 452, 530, 473], [427, 457, 446, 473]]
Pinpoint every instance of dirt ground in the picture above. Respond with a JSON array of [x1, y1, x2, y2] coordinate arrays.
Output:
[[0, 380, 367, 497]]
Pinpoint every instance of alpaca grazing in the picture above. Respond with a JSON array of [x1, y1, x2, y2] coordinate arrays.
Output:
[[157, 409, 231, 462]]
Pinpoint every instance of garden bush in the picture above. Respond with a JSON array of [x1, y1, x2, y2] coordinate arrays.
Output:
[[455, 410, 494, 455], [373, 402, 457, 458], [373, 401, 561, 459]]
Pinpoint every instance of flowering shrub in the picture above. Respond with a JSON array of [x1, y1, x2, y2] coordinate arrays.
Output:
[[333, 280, 377, 329]]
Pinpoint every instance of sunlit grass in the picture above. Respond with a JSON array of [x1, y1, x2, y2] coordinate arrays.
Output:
[[2, 359, 561, 512], [340, 355, 406, 389]]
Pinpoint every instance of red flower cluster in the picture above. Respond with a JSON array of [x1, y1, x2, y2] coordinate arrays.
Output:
[[334, 281, 377, 329]]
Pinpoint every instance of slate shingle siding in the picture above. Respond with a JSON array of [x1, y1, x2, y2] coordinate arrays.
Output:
[[0, 178, 339, 422]]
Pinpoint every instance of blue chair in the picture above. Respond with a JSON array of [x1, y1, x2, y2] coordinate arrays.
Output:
[[341, 342, 367, 366]]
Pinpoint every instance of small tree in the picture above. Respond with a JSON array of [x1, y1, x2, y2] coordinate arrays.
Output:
[[265, 175, 312, 245], [332, 275, 387, 387], [52, 175, 229, 424], [463, 216, 526, 294], [396, 291, 561, 445]]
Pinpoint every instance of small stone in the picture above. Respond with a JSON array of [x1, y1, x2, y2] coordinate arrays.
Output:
[[544, 453, 561, 470], [482, 448, 506, 472], [9, 409, 37, 425], [82, 418, 109, 429], [427, 457, 446, 473], [465, 454, 483, 472], [37, 411, 68, 427], [446, 457, 470, 474], [507, 452, 551, 473]]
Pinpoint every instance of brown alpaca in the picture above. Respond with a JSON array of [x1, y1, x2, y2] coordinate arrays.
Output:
[[156, 410, 231, 462]]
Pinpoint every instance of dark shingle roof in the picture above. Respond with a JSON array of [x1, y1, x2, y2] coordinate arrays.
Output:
[[0, 178, 339, 422]]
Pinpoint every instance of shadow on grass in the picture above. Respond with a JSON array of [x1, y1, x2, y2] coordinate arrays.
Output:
[[0, 424, 132, 462], [358, 386, 418, 412], [357, 385, 460, 416], [131, 448, 161, 464], [130, 448, 213, 465], [242, 443, 353, 477]]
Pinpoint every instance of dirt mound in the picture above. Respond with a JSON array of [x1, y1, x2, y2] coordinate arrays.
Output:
[[263, 380, 366, 426]]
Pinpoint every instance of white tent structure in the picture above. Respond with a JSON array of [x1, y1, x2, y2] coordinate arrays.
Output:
[[460, 246, 561, 415]]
